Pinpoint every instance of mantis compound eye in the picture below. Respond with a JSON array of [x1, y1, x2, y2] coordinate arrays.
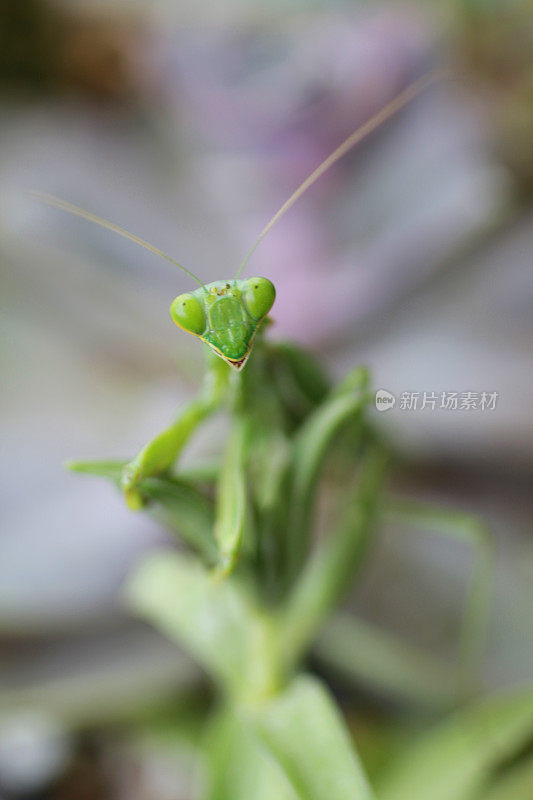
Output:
[[170, 292, 206, 335], [243, 277, 276, 321]]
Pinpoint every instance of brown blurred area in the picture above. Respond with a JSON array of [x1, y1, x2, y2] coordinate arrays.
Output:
[[455, 0, 533, 198], [0, 0, 144, 101]]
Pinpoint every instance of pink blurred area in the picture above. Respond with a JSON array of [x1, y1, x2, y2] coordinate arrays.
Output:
[[153, 8, 433, 343]]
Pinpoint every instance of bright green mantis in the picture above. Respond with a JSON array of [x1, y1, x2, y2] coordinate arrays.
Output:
[[32, 70, 492, 725], [32, 74, 436, 502]]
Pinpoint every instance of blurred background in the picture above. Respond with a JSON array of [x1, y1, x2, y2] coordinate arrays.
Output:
[[1, 0, 532, 797]]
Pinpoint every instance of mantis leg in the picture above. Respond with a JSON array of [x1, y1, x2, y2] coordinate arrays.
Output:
[[280, 444, 387, 673], [121, 348, 230, 509], [384, 498, 493, 697], [285, 366, 373, 585], [265, 341, 331, 422]]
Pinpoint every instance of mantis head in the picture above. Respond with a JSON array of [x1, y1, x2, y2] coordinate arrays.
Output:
[[32, 71, 438, 372], [170, 277, 275, 370]]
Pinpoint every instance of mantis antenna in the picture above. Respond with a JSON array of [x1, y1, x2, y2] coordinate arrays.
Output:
[[235, 69, 443, 279], [28, 191, 207, 290]]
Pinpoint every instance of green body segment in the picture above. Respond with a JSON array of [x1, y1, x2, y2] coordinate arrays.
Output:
[[170, 278, 275, 368]]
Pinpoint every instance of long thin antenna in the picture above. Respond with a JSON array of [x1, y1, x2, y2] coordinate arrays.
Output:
[[29, 191, 206, 289], [235, 70, 443, 279]]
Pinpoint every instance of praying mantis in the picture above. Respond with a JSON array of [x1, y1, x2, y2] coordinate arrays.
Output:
[[32, 70, 492, 712]]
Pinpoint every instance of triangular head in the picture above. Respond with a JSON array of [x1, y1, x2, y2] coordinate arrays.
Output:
[[170, 277, 275, 370], [32, 72, 437, 373]]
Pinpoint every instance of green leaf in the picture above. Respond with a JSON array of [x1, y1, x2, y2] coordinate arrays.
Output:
[[213, 419, 249, 577], [126, 551, 255, 692], [377, 688, 533, 800], [203, 708, 299, 800], [254, 675, 375, 800], [314, 614, 457, 709]]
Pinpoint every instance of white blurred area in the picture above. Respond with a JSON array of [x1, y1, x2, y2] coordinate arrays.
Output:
[[1, 0, 532, 794]]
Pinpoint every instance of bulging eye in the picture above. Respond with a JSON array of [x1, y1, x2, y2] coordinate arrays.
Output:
[[243, 277, 276, 320], [170, 293, 206, 335]]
